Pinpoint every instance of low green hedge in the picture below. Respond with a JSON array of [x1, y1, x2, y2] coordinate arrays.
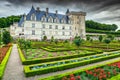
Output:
[[0, 47, 12, 80], [108, 74, 120, 80], [39, 58, 120, 80], [24, 52, 120, 77], [18, 47, 102, 65]]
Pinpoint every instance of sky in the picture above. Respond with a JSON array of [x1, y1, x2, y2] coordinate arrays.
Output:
[[0, 0, 120, 29]]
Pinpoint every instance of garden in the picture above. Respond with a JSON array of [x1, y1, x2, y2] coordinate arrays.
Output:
[[16, 34, 120, 80]]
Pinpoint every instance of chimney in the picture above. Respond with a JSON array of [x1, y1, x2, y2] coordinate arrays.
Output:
[[36, 7, 40, 12], [55, 10, 58, 14], [46, 8, 49, 13]]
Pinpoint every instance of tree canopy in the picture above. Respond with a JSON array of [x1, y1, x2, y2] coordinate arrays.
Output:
[[0, 15, 21, 28], [86, 20, 118, 31]]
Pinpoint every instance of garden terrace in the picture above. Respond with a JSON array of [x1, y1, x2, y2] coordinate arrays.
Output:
[[24, 50, 120, 77]]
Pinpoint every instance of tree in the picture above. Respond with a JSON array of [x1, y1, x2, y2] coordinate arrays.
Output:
[[87, 36, 90, 41], [43, 35, 47, 41], [107, 34, 114, 41], [51, 36, 54, 42], [99, 35, 103, 42], [2, 30, 11, 44], [104, 38, 111, 49]]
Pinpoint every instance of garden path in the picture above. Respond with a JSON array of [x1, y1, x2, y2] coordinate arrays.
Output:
[[2, 44, 120, 80], [2, 44, 26, 80]]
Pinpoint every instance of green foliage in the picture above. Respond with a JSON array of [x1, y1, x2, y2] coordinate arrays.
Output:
[[0, 15, 21, 28], [99, 35, 103, 42], [50, 36, 54, 42], [86, 20, 118, 31], [43, 35, 47, 41], [54, 39, 58, 44], [86, 36, 90, 41], [107, 34, 114, 41], [74, 37, 83, 48], [2, 30, 11, 44], [104, 38, 111, 44]]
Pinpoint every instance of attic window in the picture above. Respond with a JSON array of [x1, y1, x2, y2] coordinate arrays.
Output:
[[31, 14, 36, 21]]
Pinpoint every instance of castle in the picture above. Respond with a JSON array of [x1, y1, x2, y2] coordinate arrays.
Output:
[[10, 6, 86, 40]]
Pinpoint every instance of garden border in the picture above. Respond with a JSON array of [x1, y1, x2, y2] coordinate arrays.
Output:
[[0, 46, 12, 80]]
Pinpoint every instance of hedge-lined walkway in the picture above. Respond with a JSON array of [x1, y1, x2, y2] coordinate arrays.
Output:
[[2, 44, 120, 80], [2, 44, 25, 80]]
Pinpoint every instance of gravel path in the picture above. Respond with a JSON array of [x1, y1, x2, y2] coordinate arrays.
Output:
[[2, 44, 120, 80], [2, 44, 25, 80]]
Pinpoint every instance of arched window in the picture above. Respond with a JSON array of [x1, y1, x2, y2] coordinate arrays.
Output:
[[61, 18, 66, 23], [31, 14, 36, 21]]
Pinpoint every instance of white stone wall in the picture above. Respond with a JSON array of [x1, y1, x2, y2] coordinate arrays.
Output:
[[23, 21, 73, 40]]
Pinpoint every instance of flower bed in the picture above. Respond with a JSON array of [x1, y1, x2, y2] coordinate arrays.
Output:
[[61, 61, 120, 80], [24, 51, 120, 77], [0, 46, 10, 63], [0, 46, 12, 80], [39, 59, 120, 80]]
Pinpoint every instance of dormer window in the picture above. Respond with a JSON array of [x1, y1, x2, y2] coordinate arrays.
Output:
[[48, 16, 53, 23], [41, 16, 46, 22], [31, 14, 36, 21], [54, 18, 59, 23]]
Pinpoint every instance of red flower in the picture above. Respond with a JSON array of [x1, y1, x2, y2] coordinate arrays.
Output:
[[77, 76, 81, 79], [70, 77, 75, 80]]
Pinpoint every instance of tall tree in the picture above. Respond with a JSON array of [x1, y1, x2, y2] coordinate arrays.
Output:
[[2, 30, 11, 44]]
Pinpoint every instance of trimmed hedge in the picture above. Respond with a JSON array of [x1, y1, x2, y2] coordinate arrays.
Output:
[[0, 46, 12, 80], [24, 51, 120, 77], [108, 74, 120, 80], [18, 47, 102, 65], [39, 58, 120, 80]]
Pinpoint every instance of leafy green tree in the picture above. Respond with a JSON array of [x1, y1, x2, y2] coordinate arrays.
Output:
[[43, 35, 47, 41], [2, 30, 11, 44], [104, 38, 111, 49], [51, 36, 54, 42], [87, 36, 90, 41], [99, 35, 103, 42], [107, 34, 114, 41]]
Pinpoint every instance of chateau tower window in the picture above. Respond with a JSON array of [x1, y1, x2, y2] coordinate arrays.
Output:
[[69, 26, 71, 30], [32, 30, 35, 35], [31, 14, 36, 21]]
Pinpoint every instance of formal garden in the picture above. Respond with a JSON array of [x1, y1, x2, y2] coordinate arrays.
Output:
[[13, 34, 120, 80]]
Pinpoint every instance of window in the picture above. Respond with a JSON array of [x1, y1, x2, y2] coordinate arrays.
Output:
[[31, 14, 36, 21], [41, 16, 46, 22], [43, 31, 45, 35], [62, 32, 65, 35], [55, 31, 58, 35], [42, 24, 45, 28], [54, 18, 59, 23], [32, 23, 35, 28], [69, 32, 72, 35], [22, 29, 24, 32], [48, 17, 53, 23], [32, 30, 35, 35], [55, 25, 58, 29], [69, 26, 71, 30], [62, 26, 65, 30], [49, 25, 52, 29]]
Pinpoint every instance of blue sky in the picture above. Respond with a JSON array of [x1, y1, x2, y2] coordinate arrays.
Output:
[[0, 0, 120, 29]]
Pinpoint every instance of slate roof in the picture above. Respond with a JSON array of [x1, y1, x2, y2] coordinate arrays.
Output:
[[18, 6, 70, 27]]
